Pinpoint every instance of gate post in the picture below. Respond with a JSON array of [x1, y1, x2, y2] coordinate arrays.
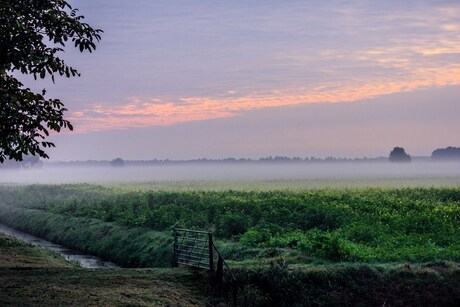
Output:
[[173, 228, 178, 267], [215, 255, 224, 285], [208, 232, 214, 272]]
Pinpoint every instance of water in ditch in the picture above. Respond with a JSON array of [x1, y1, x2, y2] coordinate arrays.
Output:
[[0, 223, 119, 269]]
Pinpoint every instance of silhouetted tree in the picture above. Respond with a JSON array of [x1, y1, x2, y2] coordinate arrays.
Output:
[[0, 0, 102, 162], [432, 147, 460, 161], [0, 154, 41, 168], [389, 147, 411, 163], [110, 158, 125, 167]]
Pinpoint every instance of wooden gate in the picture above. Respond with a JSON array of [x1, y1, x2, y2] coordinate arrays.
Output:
[[173, 228, 239, 304], [173, 228, 214, 270]]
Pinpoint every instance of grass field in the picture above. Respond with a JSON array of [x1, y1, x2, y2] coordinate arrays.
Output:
[[0, 233, 75, 269]]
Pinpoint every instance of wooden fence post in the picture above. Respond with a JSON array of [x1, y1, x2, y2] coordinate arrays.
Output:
[[208, 232, 214, 272], [173, 228, 178, 267], [216, 255, 223, 285]]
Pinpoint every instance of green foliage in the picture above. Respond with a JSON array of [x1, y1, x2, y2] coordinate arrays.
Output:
[[240, 227, 272, 247], [216, 211, 251, 238], [233, 262, 460, 306], [0, 0, 102, 161], [0, 185, 459, 263]]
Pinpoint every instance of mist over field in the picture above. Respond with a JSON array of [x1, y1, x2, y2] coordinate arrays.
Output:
[[1, 161, 460, 186]]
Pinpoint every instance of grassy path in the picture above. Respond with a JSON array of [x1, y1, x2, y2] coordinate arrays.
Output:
[[0, 233, 209, 306]]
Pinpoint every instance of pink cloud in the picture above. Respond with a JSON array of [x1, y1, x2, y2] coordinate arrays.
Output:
[[69, 62, 460, 133]]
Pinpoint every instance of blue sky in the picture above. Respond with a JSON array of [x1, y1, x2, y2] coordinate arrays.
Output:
[[19, 0, 460, 160]]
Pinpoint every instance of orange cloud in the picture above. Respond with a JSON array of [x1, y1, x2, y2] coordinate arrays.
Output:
[[69, 62, 460, 133]]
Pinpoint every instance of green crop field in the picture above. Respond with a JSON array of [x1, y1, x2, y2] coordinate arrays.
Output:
[[0, 183, 459, 305], [1, 184, 459, 263]]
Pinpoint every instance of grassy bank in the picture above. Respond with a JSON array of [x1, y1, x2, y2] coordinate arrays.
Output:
[[0, 233, 75, 269], [0, 233, 208, 306], [0, 203, 173, 267], [232, 260, 460, 306]]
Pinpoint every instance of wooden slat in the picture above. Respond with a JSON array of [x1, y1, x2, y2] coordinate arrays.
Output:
[[176, 237, 208, 243], [175, 243, 208, 250], [176, 254, 207, 261], [175, 228, 210, 234], [177, 250, 207, 257]]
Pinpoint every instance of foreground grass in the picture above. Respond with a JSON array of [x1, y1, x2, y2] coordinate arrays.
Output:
[[1, 268, 207, 306], [0, 233, 75, 269], [0, 234, 208, 306]]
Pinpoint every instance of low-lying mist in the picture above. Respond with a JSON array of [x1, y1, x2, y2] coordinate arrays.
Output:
[[1, 161, 459, 186]]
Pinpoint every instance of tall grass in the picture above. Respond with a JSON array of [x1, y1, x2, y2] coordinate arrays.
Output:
[[232, 260, 460, 306]]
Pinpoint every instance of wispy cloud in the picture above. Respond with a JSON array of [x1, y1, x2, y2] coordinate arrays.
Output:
[[71, 62, 460, 132], [61, 0, 460, 133]]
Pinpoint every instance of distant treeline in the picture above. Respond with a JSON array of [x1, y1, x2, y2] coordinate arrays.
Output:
[[0, 155, 42, 169], [45, 147, 459, 167], [44, 156, 392, 168], [1, 147, 459, 169], [116, 155, 391, 166]]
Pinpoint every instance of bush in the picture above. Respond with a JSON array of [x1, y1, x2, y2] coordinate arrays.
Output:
[[217, 212, 250, 238]]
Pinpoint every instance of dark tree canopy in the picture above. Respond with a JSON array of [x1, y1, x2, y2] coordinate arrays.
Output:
[[0, 0, 102, 162], [389, 147, 411, 163], [432, 147, 460, 161], [110, 157, 125, 167]]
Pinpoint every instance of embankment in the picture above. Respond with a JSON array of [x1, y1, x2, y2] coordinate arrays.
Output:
[[0, 233, 208, 306], [0, 203, 172, 267], [230, 261, 460, 306]]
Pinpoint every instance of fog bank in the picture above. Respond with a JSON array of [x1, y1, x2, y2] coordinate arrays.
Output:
[[1, 162, 459, 185]]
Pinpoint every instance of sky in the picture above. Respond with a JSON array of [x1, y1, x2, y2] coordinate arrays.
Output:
[[20, 0, 460, 160]]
